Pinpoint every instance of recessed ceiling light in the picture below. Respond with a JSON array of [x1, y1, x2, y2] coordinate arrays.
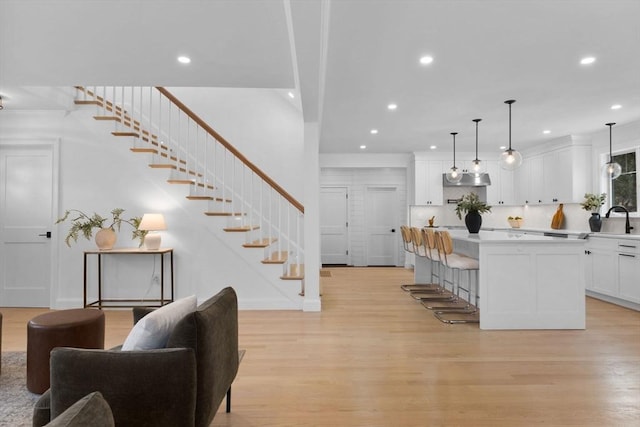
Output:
[[370, 129, 378, 134], [499, 146, 507, 150], [387, 103, 397, 111], [580, 56, 596, 65], [419, 55, 434, 65], [429, 145, 437, 150], [287, 91, 295, 99], [611, 104, 622, 110], [177, 56, 191, 64], [543, 130, 551, 134], [360, 145, 367, 150]]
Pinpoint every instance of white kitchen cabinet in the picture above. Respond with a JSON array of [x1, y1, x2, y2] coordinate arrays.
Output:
[[585, 237, 640, 310], [414, 160, 444, 205], [617, 241, 640, 304], [519, 144, 591, 205], [485, 160, 516, 205], [584, 237, 617, 295]]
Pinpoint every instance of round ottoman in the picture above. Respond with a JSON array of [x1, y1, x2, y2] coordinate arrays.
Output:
[[27, 308, 105, 394]]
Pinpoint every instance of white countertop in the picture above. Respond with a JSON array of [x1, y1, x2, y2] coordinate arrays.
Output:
[[587, 232, 640, 241], [447, 229, 585, 243]]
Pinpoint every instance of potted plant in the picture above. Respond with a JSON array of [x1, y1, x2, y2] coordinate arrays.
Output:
[[507, 216, 524, 228], [581, 193, 606, 232], [56, 208, 147, 249], [455, 192, 492, 233]]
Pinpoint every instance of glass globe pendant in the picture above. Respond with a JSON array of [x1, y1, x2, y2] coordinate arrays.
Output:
[[602, 122, 621, 180], [499, 100, 523, 171], [471, 118, 484, 176], [446, 132, 463, 184]]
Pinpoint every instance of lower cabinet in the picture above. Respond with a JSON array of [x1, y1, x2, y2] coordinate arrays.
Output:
[[617, 242, 640, 304], [585, 237, 640, 310]]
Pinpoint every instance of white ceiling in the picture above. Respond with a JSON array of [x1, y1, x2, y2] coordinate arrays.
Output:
[[1, 0, 639, 155]]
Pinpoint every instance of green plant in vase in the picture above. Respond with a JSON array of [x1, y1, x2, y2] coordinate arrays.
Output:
[[581, 193, 606, 232], [56, 208, 147, 249], [455, 192, 492, 233]]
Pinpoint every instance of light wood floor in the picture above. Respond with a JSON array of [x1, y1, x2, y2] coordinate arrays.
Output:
[[2, 267, 639, 426]]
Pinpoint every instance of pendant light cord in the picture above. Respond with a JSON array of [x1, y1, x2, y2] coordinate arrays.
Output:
[[505, 100, 515, 151], [451, 132, 458, 168], [607, 122, 615, 163], [473, 119, 481, 161]]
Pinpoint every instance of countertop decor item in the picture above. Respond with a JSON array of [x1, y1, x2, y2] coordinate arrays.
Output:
[[455, 192, 492, 233], [56, 208, 146, 249], [581, 193, 606, 232], [551, 204, 565, 229], [507, 216, 523, 228]]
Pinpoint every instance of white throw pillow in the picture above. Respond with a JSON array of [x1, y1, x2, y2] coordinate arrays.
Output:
[[121, 295, 197, 351]]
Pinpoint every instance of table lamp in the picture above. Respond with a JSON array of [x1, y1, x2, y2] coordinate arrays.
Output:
[[139, 213, 167, 250]]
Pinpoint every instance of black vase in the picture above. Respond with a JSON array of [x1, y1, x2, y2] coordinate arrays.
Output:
[[589, 212, 602, 232], [465, 211, 482, 233]]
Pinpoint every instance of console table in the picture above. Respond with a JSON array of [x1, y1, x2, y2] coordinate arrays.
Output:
[[83, 248, 174, 308]]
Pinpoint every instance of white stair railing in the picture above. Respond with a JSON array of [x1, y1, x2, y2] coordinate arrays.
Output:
[[75, 86, 305, 280]]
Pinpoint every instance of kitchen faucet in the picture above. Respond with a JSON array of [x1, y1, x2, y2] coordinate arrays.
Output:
[[605, 205, 634, 234]]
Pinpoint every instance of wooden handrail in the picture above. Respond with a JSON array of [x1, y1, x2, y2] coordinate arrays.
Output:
[[155, 87, 304, 214]]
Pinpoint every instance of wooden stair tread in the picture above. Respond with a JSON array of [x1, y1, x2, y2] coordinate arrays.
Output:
[[187, 195, 213, 201], [74, 100, 101, 106], [131, 148, 158, 154], [94, 115, 121, 122], [167, 179, 195, 184], [112, 131, 140, 137], [243, 238, 277, 248], [223, 225, 260, 232], [262, 251, 288, 264], [149, 164, 177, 169], [205, 212, 245, 217], [195, 182, 216, 190], [281, 264, 304, 280]]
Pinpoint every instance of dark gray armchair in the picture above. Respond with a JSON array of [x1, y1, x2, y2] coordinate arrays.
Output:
[[33, 287, 241, 427]]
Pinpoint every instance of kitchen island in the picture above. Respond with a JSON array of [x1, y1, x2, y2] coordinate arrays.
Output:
[[414, 229, 586, 330]]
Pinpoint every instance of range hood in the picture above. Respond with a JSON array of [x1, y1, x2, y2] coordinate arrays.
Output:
[[442, 173, 492, 187]]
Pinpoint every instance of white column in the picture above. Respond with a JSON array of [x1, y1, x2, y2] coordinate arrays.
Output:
[[302, 122, 321, 311]]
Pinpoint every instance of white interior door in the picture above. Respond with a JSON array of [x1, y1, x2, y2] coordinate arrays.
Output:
[[366, 187, 398, 266], [320, 187, 349, 265], [0, 144, 55, 307]]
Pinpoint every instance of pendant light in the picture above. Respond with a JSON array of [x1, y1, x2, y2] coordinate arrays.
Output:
[[602, 122, 621, 180], [499, 99, 523, 170], [471, 118, 484, 176], [445, 132, 463, 184]]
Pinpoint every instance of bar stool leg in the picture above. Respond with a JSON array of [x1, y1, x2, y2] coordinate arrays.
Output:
[[434, 268, 480, 324]]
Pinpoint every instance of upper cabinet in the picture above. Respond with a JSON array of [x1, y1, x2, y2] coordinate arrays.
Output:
[[414, 160, 444, 205], [515, 144, 591, 205], [485, 160, 516, 205]]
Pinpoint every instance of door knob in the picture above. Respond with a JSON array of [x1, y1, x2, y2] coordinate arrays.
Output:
[[38, 231, 52, 238], [391, 229, 396, 233]]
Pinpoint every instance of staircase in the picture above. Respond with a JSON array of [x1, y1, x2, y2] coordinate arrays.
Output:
[[74, 86, 306, 295]]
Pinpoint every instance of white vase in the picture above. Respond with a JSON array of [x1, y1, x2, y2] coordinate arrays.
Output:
[[95, 228, 117, 250]]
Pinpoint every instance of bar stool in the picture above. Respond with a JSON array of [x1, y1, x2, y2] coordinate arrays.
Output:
[[417, 227, 460, 306], [400, 226, 438, 292], [407, 227, 442, 297], [432, 230, 480, 324]]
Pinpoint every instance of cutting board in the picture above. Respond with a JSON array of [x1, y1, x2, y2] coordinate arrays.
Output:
[[551, 203, 564, 229]]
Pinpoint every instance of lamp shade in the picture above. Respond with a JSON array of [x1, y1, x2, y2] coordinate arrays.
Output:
[[138, 213, 167, 231]]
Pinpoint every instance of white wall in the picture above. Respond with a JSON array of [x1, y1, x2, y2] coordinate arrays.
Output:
[[0, 87, 307, 309], [166, 87, 305, 201]]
